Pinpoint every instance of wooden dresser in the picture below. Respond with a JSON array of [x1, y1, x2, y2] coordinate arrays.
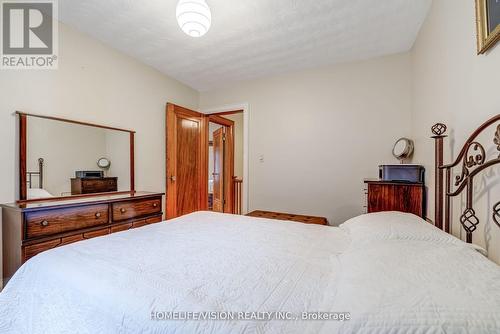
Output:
[[246, 210, 328, 225], [71, 177, 118, 195], [1, 192, 163, 284], [364, 180, 425, 218]]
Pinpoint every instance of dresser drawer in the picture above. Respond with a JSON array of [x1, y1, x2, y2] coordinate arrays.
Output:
[[23, 238, 62, 260], [130, 216, 163, 229], [83, 227, 110, 239], [112, 198, 162, 222], [25, 204, 109, 239], [110, 223, 133, 233], [61, 234, 85, 245], [82, 178, 117, 193], [132, 219, 148, 228], [146, 216, 163, 225]]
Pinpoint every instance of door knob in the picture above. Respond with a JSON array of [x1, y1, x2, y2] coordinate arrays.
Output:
[[169, 175, 176, 182]]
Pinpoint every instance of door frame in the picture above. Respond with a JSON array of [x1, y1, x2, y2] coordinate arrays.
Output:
[[202, 103, 249, 214], [166, 103, 208, 219], [207, 115, 234, 213]]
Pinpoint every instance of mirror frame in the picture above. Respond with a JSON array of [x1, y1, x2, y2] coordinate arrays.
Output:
[[17, 111, 135, 203], [392, 137, 414, 161]]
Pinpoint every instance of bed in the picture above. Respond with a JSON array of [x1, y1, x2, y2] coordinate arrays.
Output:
[[2, 115, 500, 333], [26, 158, 54, 199], [0, 211, 499, 333]]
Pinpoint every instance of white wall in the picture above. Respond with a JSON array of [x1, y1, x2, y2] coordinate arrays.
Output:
[[411, 0, 500, 263], [200, 53, 413, 225], [0, 22, 198, 287]]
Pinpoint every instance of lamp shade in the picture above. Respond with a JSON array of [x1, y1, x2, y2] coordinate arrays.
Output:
[[176, 0, 211, 37]]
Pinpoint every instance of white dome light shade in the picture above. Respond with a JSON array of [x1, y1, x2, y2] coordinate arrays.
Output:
[[176, 0, 211, 38]]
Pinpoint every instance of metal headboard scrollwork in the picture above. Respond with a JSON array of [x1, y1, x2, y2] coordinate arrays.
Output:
[[432, 114, 500, 243], [26, 158, 44, 189]]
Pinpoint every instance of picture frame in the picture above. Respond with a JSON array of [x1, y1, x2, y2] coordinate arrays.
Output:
[[476, 0, 500, 54]]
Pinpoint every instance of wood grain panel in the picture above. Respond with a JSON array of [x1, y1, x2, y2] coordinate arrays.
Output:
[[177, 117, 200, 216], [246, 210, 328, 225], [212, 127, 224, 212], [130, 132, 135, 192], [223, 124, 234, 214], [366, 182, 424, 217], [110, 223, 133, 233], [23, 238, 62, 261], [112, 198, 161, 222], [132, 219, 148, 228], [83, 228, 110, 239], [61, 234, 85, 245], [26, 204, 109, 238], [146, 216, 163, 224], [71, 178, 118, 195], [166, 103, 207, 219], [19, 114, 27, 201]]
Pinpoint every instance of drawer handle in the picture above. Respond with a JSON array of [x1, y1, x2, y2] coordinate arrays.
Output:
[[41, 220, 49, 227], [120, 208, 126, 214], [153, 203, 158, 208], [95, 212, 102, 218]]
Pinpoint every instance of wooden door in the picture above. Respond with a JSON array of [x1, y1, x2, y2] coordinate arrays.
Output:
[[207, 115, 235, 214], [166, 103, 207, 219], [212, 127, 224, 212]]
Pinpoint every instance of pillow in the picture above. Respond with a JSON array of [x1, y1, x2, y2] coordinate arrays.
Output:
[[340, 211, 486, 253]]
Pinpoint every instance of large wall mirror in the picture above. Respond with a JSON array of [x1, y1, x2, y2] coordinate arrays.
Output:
[[18, 112, 135, 202]]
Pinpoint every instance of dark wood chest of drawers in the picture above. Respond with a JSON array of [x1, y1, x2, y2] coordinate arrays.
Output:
[[1, 192, 163, 285], [71, 177, 118, 195], [365, 180, 425, 218]]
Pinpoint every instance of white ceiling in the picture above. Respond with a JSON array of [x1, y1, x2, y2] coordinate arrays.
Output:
[[59, 0, 432, 92]]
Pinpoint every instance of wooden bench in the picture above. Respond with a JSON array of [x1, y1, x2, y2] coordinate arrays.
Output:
[[246, 210, 328, 225]]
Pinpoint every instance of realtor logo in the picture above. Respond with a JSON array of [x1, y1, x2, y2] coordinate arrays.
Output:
[[1, 0, 58, 69]]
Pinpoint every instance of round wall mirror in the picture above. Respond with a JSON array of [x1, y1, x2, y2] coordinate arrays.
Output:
[[392, 138, 414, 162], [97, 157, 111, 170]]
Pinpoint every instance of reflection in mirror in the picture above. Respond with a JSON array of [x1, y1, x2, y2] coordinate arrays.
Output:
[[26, 116, 131, 199]]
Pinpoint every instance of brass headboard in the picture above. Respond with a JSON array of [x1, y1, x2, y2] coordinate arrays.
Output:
[[432, 114, 500, 243]]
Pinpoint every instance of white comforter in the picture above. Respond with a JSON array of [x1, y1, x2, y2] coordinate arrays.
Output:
[[1, 211, 500, 333]]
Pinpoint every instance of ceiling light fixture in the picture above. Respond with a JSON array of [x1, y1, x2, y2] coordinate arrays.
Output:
[[176, 0, 211, 38]]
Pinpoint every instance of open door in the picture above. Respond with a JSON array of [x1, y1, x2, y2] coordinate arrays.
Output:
[[166, 103, 207, 219], [207, 115, 234, 214], [212, 127, 224, 212]]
